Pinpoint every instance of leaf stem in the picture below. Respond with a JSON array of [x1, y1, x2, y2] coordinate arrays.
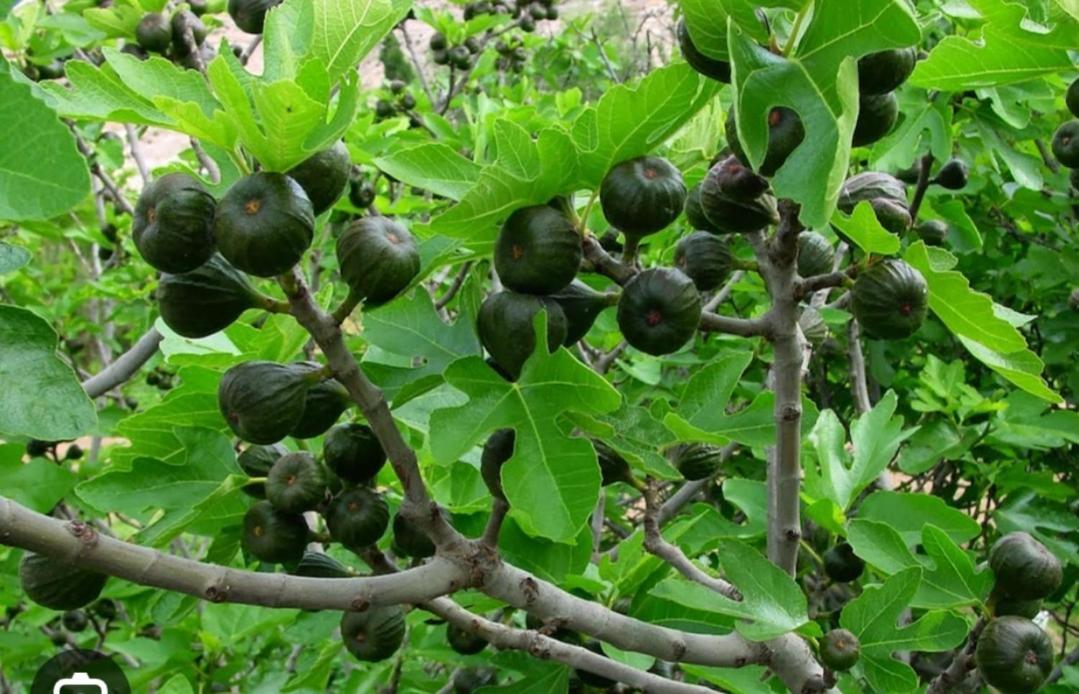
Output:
[[783, 6, 809, 56]]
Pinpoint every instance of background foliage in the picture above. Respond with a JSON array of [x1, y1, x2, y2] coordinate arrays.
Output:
[[0, 0, 1077, 692]]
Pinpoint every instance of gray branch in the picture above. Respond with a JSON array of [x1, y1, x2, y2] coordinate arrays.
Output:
[[926, 618, 985, 694], [848, 319, 872, 415], [124, 124, 151, 184], [643, 480, 740, 600], [0, 495, 464, 609], [483, 559, 765, 666], [427, 597, 713, 693], [703, 270, 745, 312], [82, 328, 163, 398], [758, 202, 805, 576]]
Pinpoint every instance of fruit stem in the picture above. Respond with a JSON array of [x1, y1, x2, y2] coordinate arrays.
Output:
[[734, 259, 760, 273], [621, 235, 640, 266], [259, 296, 293, 314], [799, 540, 824, 569], [331, 288, 364, 325]]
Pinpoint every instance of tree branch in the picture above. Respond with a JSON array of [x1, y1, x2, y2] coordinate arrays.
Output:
[[643, 480, 740, 600], [435, 261, 473, 310], [848, 319, 871, 415], [1048, 644, 1079, 685], [796, 268, 853, 298], [75, 135, 136, 217], [762, 201, 805, 576], [124, 124, 151, 184], [426, 597, 714, 694], [82, 328, 162, 398], [699, 310, 773, 338], [482, 560, 764, 666], [592, 341, 626, 374], [580, 234, 638, 285], [396, 23, 436, 107], [926, 617, 985, 694], [908, 153, 935, 223], [190, 138, 221, 185], [703, 270, 744, 312], [277, 269, 461, 548], [0, 495, 464, 610]]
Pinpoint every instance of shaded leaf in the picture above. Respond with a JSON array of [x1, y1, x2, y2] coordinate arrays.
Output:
[[0, 63, 90, 221], [911, 1, 1078, 90], [0, 305, 97, 440]]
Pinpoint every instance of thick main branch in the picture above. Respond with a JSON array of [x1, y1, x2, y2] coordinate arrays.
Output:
[[0, 495, 464, 609]]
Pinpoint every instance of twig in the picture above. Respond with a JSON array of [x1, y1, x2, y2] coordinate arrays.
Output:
[[426, 597, 715, 694], [75, 134, 136, 216], [438, 20, 523, 113], [241, 35, 262, 65], [396, 24, 435, 106], [124, 124, 151, 184], [643, 480, 741, 600], [926, 617, 985, 694], [908, 153, 935, 222], [82, 328, 163, 398], [190, 139, 221, 184], [593, 342, 626, 374], [699, 310, 773, 338], [796, 268, 854, 298], [703, 270, 744, 312], [1035, 138, 1060, 175], [435, 261, 473, 310], [589, 28, 620, 82], [848, 320, 871, 415], [1048, 645, 1079, 685], [590, 494, 605, 562]]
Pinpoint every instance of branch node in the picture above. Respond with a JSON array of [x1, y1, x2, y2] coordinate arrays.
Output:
[[205, 584, 229, 603], [780, 404, 802, 422], [520, 576, 540, 605], [784, 527, 802, 542], [349, 597, 371, 612], [67, 521, 99, 547]]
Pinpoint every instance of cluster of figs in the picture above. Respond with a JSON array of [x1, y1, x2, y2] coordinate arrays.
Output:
[[1052, 77, 1079, 187], [674, 46, 943, 341], [480, 145, 934, 383], [128, 2, 213, 68], [131, 140, 418, 341], [120, 137, 427, 661]]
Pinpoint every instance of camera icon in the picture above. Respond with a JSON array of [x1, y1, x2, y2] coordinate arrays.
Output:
[[31, 650, 129, 694], [53, 672, 108, 694]]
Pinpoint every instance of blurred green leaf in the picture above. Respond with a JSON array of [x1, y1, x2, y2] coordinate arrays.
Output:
[[0, 305, 97, 439]]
